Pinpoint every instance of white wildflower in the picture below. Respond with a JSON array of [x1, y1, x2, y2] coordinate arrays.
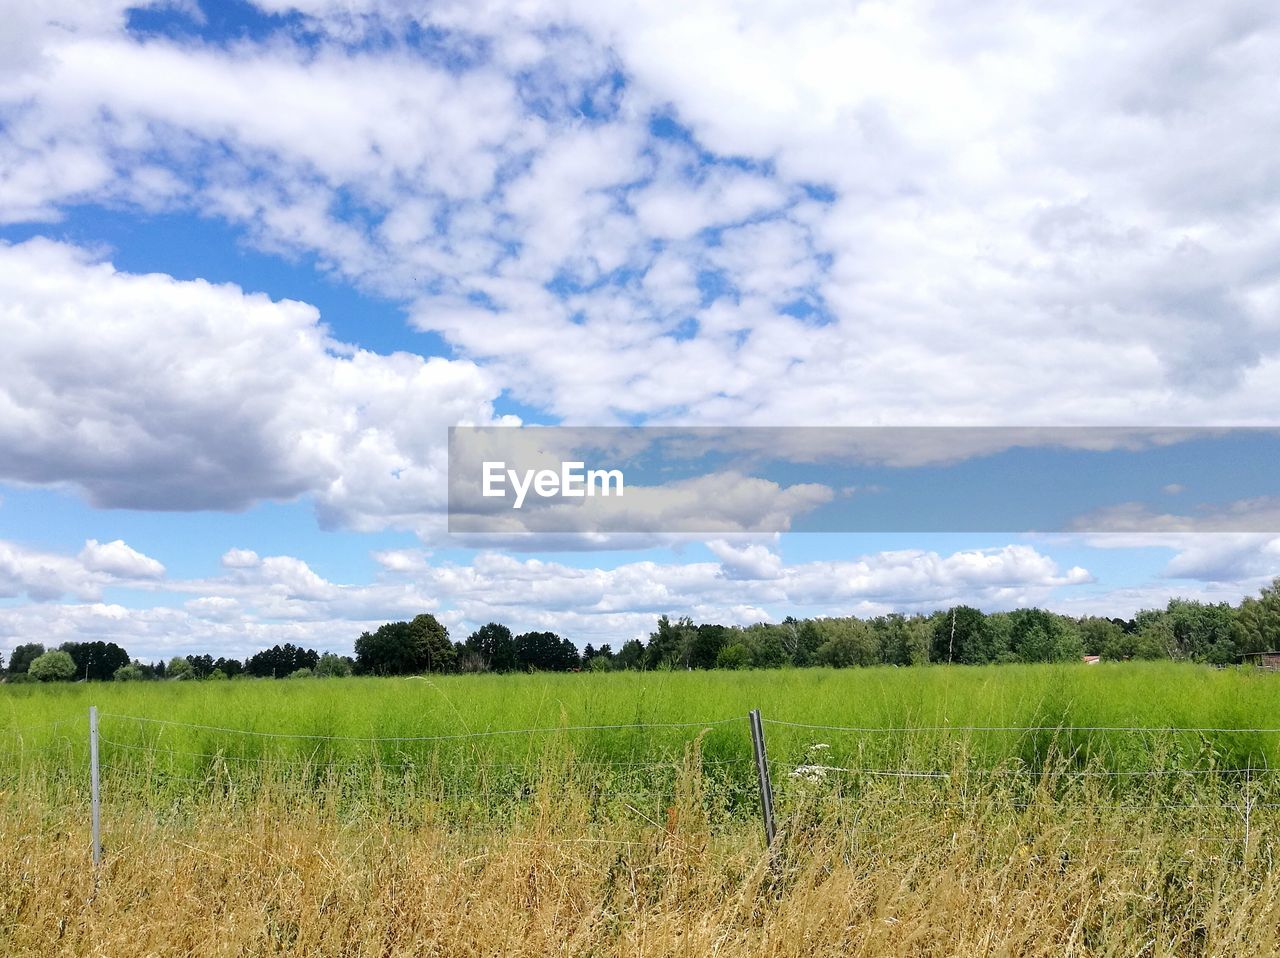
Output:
[[789, 764, 828, 783]]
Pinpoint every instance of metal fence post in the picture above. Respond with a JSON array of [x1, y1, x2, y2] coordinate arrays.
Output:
[[748, 709, 777, 848], [89, 706, 101, 868]]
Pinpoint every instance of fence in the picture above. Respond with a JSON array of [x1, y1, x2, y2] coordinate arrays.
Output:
[[6, 708, 1280, 865]]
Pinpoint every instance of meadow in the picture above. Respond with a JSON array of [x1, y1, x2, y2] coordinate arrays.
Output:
[[4, 663, 1280, 955]]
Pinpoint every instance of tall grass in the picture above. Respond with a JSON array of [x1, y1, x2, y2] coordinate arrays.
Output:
[[5, 663, 1280, 813], [3, 761, 1278, 956], [7, 662, 1279, 737], [4, 663, 1280, 954]]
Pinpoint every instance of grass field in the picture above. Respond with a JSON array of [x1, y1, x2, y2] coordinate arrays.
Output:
[[4, 663, 1280, 955]]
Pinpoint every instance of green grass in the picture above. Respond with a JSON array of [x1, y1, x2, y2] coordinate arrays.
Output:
[[4, 663, 1280, 821], [8, 663, 1280, 956], [6, 661, 1279, 731]]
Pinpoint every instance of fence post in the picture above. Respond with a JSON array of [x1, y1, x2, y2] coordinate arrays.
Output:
[[89, 706, 101, 868], [748, 709, 777, 849]]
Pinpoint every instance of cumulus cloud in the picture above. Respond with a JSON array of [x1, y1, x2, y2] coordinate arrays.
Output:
[[0, 540, 98, 601], [79, 539, 166, 579], [393, 542, 1093, 639], [0, 239, 505, 529], [0, 600, 368, 662], [0, 537, 166, 601], [707, 539, 784, 580], [220, 548, 261, 569], [1082, 528, 1280, 586], [184, 596, 242, 622], [0, 536, 1095, 658], [1163, 536, 1280, 583]]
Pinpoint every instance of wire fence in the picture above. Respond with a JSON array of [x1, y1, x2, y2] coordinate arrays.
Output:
[[97, 712, 746, 741], [763, 719, 1280, 734], [6, 708, 1280, 862]]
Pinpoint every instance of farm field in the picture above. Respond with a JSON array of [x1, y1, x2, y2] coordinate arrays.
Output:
[[4, 663, 1280, 956]]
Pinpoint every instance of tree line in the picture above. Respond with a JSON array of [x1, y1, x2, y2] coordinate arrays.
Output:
[[1, 641, 352, 684], [4, 579, 1279, 682], [616, 578, 1280, 671]]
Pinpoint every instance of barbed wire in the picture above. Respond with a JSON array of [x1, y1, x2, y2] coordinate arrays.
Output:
[[763, 719, 1280, 734], [100, 712, 745, 742], [88, 757, 1280, 815], [0, 718, 82, 736], [0, 737, 84, 757], [95, 762, 689, 803], [773, 762, 1280, 780], [794, 791, 1280, 813], [98, 736, 753, 773], [11, 709, 1280, 838]]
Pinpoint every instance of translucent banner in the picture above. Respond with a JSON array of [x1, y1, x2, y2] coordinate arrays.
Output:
[[447, 426, 1280, 534]]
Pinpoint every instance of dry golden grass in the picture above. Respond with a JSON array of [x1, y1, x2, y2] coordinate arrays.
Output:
[[8, 683, 1280, 957], [4, 778, 1280, 958]]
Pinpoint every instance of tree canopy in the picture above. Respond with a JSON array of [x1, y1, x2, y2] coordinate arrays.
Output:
[[6, 579, 1280, 682], [28, 650, 76, 682]]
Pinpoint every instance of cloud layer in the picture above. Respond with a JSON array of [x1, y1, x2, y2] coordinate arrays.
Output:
[[6, 526, 1278, 662], [0, 534, 1101, 658], [3, 0, 1279, 456]]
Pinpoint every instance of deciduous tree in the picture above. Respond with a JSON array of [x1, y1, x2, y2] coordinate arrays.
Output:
[[29, 650, 76, 682]]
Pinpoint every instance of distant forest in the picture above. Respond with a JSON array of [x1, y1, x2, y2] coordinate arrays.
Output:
[[4, 578, 1279, 683]]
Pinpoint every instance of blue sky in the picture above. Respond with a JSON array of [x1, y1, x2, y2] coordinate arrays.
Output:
[[1, 0, 1279, 661]]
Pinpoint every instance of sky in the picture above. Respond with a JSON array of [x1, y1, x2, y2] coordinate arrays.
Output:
[[1, 0, 1279, 663]]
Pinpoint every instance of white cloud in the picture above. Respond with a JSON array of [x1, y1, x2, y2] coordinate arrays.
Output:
[[1082, 529, 1280, 586], [0, 0, 133, 82], [0, 537, 166, 601], [0, 600, 368, 662], [3, 1, 1278, 440], [707, 539, 784, 580], [631, 168, 788, 242], [158, 0, 1280, 424], [1163, 536, 1280, 583], [0, 536, 1098, 658], [184, 596, 242, 621], [0, 540, 99, 601], [370, 548, 432, 574], [220, 548, 261, 569], [0, 238, 505, 529], [79, 539, 165, 579]]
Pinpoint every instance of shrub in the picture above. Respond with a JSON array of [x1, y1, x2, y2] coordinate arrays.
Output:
[[29, 650, 76, 682], [814, 618, 880, 668], [715, 644, 750, 670], [314, 653, 353, 678]]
